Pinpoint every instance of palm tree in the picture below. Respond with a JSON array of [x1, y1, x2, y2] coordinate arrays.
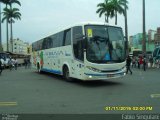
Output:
[[96, 0, 128, 25], [8, 0, 21, 52], [0, 0, 20, 52], [110, 0, 128, 25], [96, 0, 114, 23], [2, 7, 21, 52], [0, 0, 10, 51], [9, 0, 21, 7]]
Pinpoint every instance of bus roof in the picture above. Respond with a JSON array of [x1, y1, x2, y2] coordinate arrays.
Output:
[[72, 21, 120, 27], [56, 21, 121, 34], [33, 22, 121, 43]]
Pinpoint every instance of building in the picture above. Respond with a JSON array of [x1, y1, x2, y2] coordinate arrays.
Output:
[[148, 29, 156, 41], [147, 29, 156, 51], [129, 32, 155, 52], [154, 27, 160, 47], [129, 36, 133, 46], [130, 33, 143, 49], [3, 38, 31, 55]]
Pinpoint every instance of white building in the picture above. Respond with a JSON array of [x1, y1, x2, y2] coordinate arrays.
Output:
[[3, 38, 30, 54]]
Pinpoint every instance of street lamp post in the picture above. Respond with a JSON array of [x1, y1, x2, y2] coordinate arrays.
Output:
[[142, 0, 146, 54]]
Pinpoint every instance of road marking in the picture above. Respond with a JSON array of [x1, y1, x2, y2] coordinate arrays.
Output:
[[151, 94, 160, 98], [0, 102, 17, 106]]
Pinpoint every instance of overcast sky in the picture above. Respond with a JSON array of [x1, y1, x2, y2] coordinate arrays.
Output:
[[1, 0, 160, 43]]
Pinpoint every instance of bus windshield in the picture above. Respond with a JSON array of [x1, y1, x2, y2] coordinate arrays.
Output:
[[85, 25, 126, 63]]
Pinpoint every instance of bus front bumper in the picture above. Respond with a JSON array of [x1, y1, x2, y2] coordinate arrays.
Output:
[[83, 71, 126, 80]]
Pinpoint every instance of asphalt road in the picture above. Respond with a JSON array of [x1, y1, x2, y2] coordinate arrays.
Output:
[[0, 66, 160, 114]]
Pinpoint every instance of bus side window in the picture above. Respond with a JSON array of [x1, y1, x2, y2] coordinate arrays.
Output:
[[63, 29, 71, 46], [58, 31, 64, 47], [73, 26, 84, 61]]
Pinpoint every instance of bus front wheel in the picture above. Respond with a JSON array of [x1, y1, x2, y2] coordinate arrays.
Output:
[[63, 66, 72, 82]]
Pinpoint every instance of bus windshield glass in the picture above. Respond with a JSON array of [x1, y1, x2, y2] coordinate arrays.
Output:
[[85, 25, 125, 63]]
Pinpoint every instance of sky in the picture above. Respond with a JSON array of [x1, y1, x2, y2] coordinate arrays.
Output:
[[1, 0, 160, 44]]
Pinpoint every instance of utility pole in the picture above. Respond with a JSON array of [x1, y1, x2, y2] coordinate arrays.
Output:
[[142, 0, 146, 54], [125, 1, 128, 56]]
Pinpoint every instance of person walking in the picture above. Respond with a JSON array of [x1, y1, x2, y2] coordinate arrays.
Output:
[[149, 56, 153, 68], [27, 57, 31, 69], [14, 58, 18, 70], [0, 59, 3, 75], [132, 56, 136, 68], [8, 58, 12, 71], [126, 55, 132, 75], [138, 56, 140, 69], [24, 58, 27, 69], [143, 55, 146, 71]]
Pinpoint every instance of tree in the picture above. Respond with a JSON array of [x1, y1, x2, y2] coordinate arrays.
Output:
[[8, 0, 21, 52], [96, 0, 128, 25], [96, 0, 114, 23], [0, 0, 21, 52], [110, 0, 128, 25], [8, 0, 21, 7], [2, 7, 21, 52], [0, 0, 10, 51]]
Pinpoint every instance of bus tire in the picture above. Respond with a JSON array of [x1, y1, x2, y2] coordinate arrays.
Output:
[[37, 63, 41, 73], [63, 66, 72, 82]]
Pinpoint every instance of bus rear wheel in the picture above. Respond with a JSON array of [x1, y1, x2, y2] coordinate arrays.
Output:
[[63, 66, 72, 82]]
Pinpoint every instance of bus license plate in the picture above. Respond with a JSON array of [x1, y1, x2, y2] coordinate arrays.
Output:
[[107, 74, 114, 77]]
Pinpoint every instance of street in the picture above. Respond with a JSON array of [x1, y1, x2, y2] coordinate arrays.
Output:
[[0, 67, 160, 114]]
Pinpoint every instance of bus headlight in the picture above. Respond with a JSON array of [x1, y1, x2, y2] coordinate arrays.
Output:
[[86, 66, 101, 72]]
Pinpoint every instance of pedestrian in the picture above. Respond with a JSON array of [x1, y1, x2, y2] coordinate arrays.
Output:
[[24, 58, 27, 69], [138, 56, 140, 69], [11, 58, 15, 70], [153, 58, 156, 68], [27, 57, 31, 69], [126, 55, 132, 75], [149, 56, 153, 68], [8, 58, 12, 71], [14, 58, 18, 70], [139, 56, 143, 69], [156, 59, 160, 68], [0, 59, 3, 75], [143, 55, 146, 71], [132, 56, 136, 68]]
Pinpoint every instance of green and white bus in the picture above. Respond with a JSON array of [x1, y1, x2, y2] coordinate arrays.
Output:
[[32, 22, 126, 81]]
